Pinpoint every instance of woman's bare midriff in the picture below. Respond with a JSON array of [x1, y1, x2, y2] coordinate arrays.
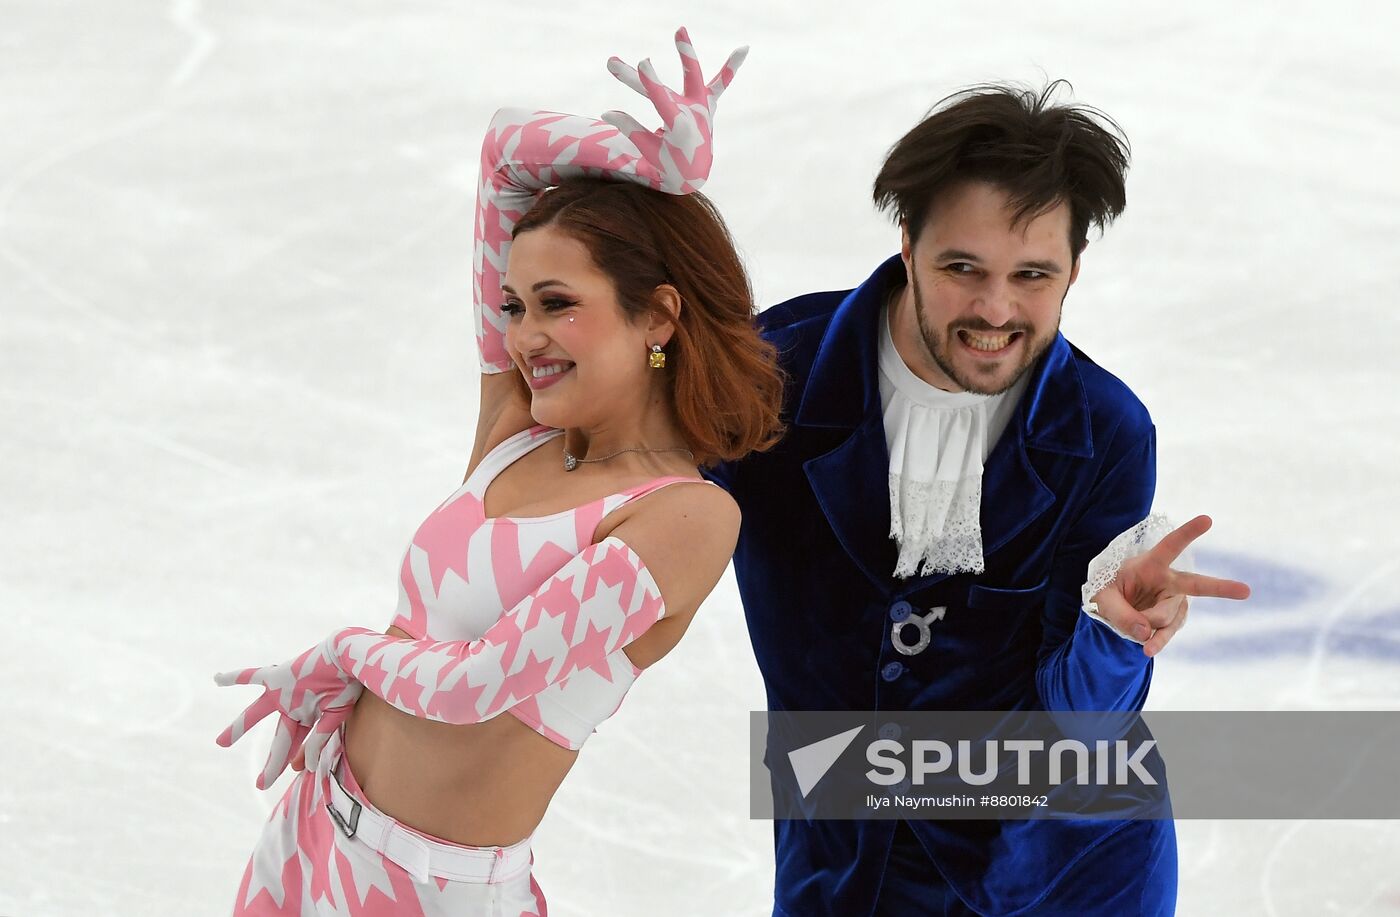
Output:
[[340, 626, 579, 847]]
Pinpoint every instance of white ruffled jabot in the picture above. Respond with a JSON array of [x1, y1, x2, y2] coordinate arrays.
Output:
[[878, 303, 1027, 579]]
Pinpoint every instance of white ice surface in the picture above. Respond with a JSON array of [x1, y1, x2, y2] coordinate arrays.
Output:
[[3, 2, 1399, 915]]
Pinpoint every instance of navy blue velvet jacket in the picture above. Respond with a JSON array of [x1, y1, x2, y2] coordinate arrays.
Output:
[[708, 256, 1161, 916]]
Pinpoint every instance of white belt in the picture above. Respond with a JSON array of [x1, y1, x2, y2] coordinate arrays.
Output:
[[323, 759, 533, 886]]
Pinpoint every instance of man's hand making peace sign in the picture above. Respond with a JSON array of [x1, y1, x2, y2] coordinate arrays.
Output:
[[1084, 514, 1251, 657]]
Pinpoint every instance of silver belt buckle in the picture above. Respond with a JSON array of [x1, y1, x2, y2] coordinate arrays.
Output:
[[891, 606, 946, 656], [326, 766, 362, 839]]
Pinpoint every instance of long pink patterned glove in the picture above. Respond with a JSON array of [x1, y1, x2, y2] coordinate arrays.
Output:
[[329, 536, 664, 725], [473, 27, 747, 372], [214, 644, 362, 789]]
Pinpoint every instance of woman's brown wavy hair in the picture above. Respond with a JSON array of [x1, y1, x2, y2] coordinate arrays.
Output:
[[512, 178, 784, 467]]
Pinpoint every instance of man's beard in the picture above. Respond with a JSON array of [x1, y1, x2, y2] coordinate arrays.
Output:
[[910, 272, 1060, 396]]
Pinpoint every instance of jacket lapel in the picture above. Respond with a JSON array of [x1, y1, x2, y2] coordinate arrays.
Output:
[[795, 256, 1095, 595], [794, 257, 900, 594], [803, 414, 899, 593], [978, 330, 1094, 554]]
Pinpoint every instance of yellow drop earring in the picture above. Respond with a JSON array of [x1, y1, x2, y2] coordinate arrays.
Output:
[[648, 344, 666, 369]]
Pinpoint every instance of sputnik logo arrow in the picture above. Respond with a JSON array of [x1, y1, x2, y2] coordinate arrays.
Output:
[[787, 725, 864, 798]]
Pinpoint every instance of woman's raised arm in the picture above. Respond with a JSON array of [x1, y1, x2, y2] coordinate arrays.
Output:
[[469, 28, 747, 467]]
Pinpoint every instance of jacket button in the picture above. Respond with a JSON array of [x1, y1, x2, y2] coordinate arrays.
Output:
[[878, 722, 902, 740], [889, 600, 913, 623], [881, 661, 905, 681]]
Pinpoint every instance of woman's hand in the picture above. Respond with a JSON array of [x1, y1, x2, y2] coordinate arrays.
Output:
[[214, 639, 362, 789], [601, 27, 748, 193]]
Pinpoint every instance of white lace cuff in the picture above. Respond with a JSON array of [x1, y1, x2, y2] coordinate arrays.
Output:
[[1080, 513, 1185, 644]]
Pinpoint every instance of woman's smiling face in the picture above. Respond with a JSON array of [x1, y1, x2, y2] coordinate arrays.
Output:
[[501, 225, 656, 429]]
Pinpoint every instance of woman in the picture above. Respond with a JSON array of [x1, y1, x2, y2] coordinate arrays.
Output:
[[215, 29, 780, 915]]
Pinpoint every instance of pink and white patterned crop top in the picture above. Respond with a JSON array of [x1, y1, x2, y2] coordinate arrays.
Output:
[[387, 424, 711, 750]]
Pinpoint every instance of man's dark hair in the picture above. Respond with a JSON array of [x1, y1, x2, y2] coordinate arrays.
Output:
[[873, 80, 1130, 259]]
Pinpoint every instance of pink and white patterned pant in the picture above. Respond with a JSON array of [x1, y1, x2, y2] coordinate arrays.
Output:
[[232, 730, 547, 916]]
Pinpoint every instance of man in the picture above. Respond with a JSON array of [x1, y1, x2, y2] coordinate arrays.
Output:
[[708, 83, 1250, 916]]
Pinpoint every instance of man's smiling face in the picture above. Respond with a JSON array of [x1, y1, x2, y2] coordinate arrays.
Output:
[[900, 180, 1081, 395]]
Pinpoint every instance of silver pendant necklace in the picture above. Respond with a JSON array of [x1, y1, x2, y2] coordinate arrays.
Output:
[[563, 445, 694, 472]]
